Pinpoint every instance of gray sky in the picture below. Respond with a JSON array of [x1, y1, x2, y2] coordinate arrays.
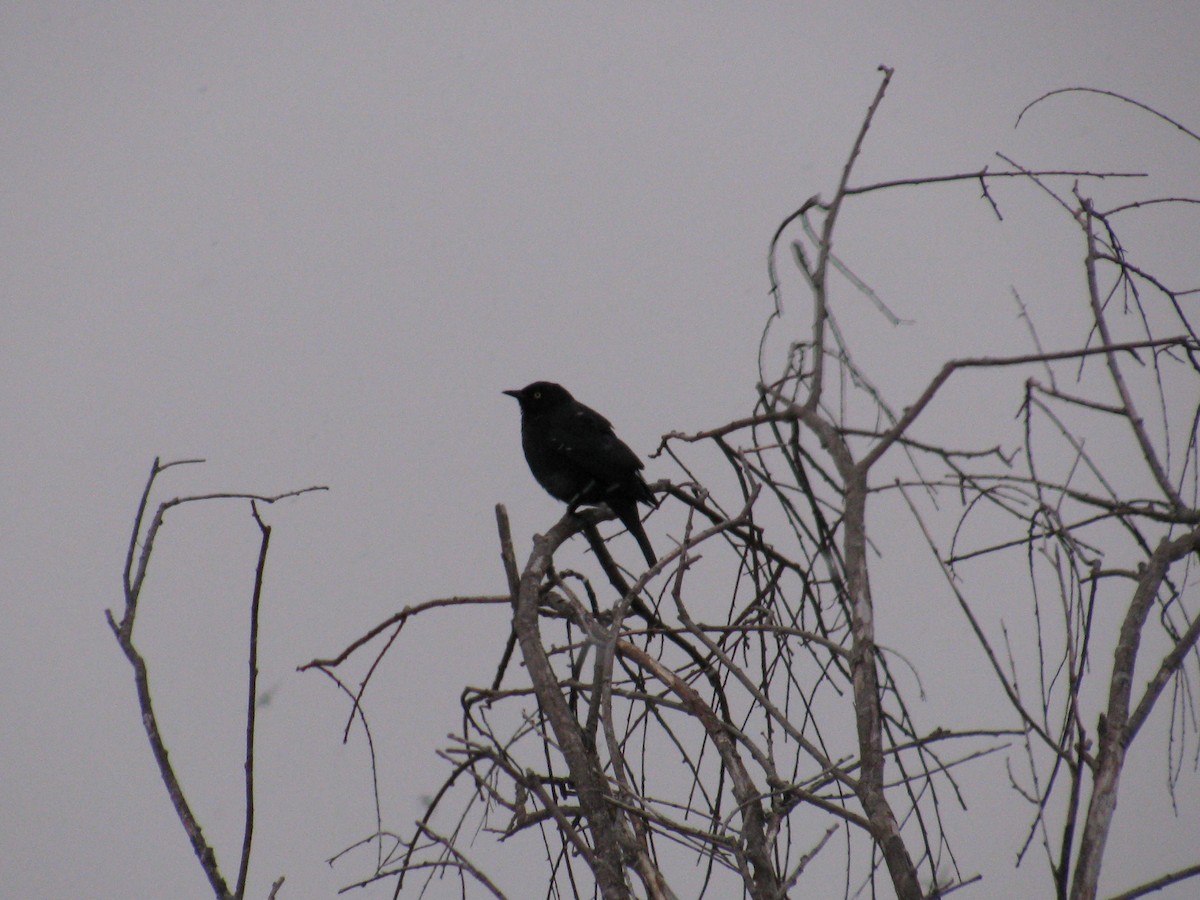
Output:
[[3, 4, 1198, 898]]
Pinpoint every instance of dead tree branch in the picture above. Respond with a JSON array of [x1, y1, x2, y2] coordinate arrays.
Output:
[[107, 458, 326, 900]]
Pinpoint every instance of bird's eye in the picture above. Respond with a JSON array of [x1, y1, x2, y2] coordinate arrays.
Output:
[[533, 391, 541, 399]]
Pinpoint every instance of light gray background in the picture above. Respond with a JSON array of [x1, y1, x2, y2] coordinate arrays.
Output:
[[3, 4, 1198, 898]]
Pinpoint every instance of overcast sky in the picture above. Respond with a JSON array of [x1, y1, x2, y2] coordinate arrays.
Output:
[[3, 4, 1198, 898]]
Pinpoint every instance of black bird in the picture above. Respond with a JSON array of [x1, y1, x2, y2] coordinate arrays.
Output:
[[504, 381, 657, 566]]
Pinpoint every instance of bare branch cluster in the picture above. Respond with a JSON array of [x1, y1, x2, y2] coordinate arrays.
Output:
[[113, 72, 1200, 900], [304, 72, 1199, 900]]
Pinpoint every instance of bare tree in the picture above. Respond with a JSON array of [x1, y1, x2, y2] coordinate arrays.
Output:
[[305, 71, 1199, 899], [118, 70, 1200, 899]]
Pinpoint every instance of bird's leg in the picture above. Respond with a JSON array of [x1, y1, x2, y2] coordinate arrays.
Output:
[[566, 479, 600, 516]]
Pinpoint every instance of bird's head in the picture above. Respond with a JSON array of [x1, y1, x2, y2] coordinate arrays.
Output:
[[503, 381, 573, 415]]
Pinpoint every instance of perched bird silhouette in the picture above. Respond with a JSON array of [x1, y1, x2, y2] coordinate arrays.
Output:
[[504, 381, 658, 566]]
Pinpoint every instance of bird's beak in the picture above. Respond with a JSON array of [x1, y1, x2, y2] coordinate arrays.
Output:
[[502, 389, 521, 399]]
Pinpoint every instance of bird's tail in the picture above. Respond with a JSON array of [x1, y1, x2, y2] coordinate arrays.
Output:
[[613, 501, 656, 567]]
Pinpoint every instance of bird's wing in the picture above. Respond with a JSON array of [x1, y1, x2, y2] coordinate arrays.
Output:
[[550, 403, 645, 483]]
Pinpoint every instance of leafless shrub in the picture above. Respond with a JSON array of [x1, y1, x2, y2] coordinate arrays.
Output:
[[117, 71, 1200, 900]]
